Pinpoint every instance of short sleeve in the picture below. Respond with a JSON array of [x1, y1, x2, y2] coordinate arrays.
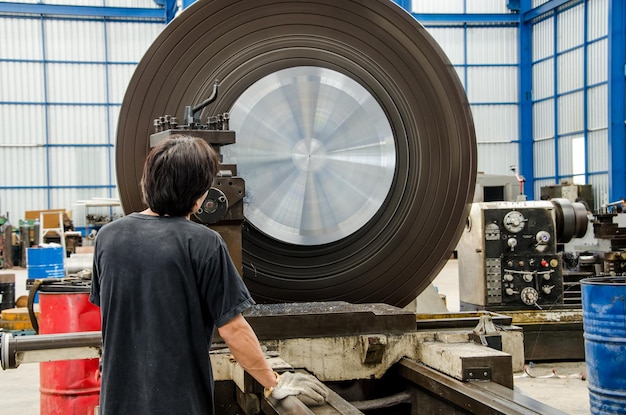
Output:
[[89, 238, 101, 307], [195, 234, 255, 328]]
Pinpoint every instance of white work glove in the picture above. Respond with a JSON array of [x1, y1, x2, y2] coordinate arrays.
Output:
[[269, 372, 328, 405]]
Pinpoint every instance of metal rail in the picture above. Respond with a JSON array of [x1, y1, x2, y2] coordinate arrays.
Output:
[[1, 331, 101, 370], [397, 358, 568, 415]]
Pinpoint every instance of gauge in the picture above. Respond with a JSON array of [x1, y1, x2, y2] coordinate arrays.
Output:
[[503, 211, 526, 233], [536, 230, 550, 245], [520, 287, 539, 305]]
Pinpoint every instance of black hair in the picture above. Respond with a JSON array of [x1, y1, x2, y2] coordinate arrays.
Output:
[[140, 135, 220, 216]]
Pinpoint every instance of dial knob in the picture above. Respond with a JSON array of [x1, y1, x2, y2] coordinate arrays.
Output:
[[503, 211, 526, 233], [507, 238, 518, 250], [520, 287, 539, 305], [536, 230, 550, 245]]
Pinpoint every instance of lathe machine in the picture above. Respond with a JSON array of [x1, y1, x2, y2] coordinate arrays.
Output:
[[1, 1, 577, 414], [458, 200, 589, 311]]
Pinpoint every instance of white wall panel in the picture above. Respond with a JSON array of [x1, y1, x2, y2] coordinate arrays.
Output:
[[471, 105, 518, 143], [109, 106, 121, 141], [28, 0, 158, 5], [411, 0, 464, 13], [587, 84, 607, 130], [45, 20, 105, 61], [467, 66, 517, 103], [426, 28, 465, 65], [556, 4, 584, 52], [0, 10, 166, 222], [0, 147, 47, 186], [588, 130, 608, 172], [467, 28, 517, 64], [0, 189, 49, 220], [533, 17, 554, 61], [0, 105, 46, 144], [108, 64, 139, 103], [587, 38, 607, 84], [0, 62, 45, 102], [0, 17, 42, 60], [587, 0, 608, 41], [558, 91, 584, 135], [466, 1, 512, 13], [533, 99, 554, 139], [43, 0, 111, 5], [532, 58, 554, 100], [48, 106, 109, 144], [48, 147, 110, 186], [105, 0, 159, 6], [557, 48, 584, 94], [476, 143, 519, 176], [533, 0, 550, 7], [558, 135, 576, 176], [588, 173, 609, 207], [107, 21, 163, 62], [533, 138, 556, 178], [47, 63, 107, 102]]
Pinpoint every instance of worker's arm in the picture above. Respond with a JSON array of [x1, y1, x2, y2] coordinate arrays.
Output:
[[217, 314, 327, 404], [217, 313, 278, 389]]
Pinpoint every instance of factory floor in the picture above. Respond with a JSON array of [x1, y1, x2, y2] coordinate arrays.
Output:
[[0, 262, 591, 414]]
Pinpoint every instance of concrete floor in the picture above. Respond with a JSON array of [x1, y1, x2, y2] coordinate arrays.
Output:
[[0, 261, 592, 414]]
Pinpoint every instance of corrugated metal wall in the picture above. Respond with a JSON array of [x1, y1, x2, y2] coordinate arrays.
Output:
[[530, 0, 609, 208], [0, 0, 614, 228], [415, 0, 520, 182], [0, 3, 165, 230]]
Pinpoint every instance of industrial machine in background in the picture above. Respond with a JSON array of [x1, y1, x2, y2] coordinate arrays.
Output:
[[149, 81, 246, 274], [474, 172, 525, 203], [457, 199, 592, 362], [457, 199, 589, 311], [540, 183, 594, 210]]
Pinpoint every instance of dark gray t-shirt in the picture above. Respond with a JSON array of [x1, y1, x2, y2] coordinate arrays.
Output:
[[90, 213, 254, 415]]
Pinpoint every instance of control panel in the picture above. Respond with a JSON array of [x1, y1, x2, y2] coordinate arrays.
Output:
[[458, 201, 564, 310]]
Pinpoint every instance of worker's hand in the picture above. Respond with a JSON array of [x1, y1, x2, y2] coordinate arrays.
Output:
[[271, 372, 328, 405]]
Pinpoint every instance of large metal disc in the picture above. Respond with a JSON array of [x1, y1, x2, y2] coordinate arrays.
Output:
[[225, 66, 396, 246], [116, 0, 477, 307]]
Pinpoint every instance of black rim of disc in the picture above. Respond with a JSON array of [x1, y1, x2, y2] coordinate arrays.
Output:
[[116, 0, 477, 307]]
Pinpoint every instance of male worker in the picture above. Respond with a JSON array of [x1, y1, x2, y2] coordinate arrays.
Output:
[[90, 135, 326, 414]]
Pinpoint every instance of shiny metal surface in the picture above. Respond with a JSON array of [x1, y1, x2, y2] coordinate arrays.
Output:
[[225, 67, 395, 245]]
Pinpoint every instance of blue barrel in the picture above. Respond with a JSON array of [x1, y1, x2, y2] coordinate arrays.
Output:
[[27, 246, 65, 277], [26, 247, 65, 303], [581, 276, 626, 414]]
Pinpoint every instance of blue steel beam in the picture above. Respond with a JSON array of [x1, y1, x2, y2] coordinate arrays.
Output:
[[522, 0, 576, 22], [392, 0, 411, 11], [411, 13, 518, 23], [582, 1, 589, 185], [0, 3, 165, 18], [164, 0, 178, 23], [390, 0, 518, 24], [518, 0, 534, 200], [608, 0, 626, 201]]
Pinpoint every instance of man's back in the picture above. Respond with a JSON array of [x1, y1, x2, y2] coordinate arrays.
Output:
[[91, 213, 252, 414]]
